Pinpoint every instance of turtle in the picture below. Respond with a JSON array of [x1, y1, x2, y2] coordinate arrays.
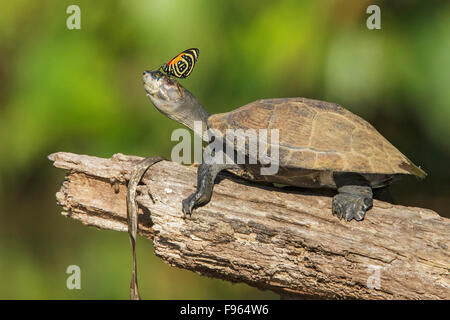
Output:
[[141, 70, 426, 222]]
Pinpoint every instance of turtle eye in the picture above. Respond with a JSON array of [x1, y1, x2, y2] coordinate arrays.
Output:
[[166, 77, 174, 85]]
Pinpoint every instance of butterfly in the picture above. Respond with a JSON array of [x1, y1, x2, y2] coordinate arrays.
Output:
[[161, 48, 199, 78]]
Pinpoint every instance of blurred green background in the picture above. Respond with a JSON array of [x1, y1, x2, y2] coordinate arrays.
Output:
[[0, 0, 449, 299]]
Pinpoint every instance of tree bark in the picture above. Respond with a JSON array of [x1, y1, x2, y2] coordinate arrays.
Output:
[[49, 152, 450, 299]]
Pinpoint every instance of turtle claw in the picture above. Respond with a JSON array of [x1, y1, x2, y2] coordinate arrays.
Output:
[[332, 193, 373, 222], [182, 194, 196, 217]]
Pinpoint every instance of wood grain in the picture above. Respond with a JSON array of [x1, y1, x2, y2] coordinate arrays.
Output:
[[49, 152, 449, 299]]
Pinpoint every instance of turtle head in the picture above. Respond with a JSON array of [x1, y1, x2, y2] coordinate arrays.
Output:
[[143, 70, 209, 138], [143, 70, 183, 103]]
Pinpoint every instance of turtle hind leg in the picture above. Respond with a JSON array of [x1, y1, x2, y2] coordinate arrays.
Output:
[[332, 173, 373, 222], [332, 186, 373, 221]]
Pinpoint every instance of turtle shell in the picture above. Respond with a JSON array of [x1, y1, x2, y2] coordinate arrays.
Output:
[[207, 97, 426, 178]]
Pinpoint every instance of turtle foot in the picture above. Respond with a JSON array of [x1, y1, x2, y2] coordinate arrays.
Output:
[[332, 192, 373, 222], [182, 194, 196, 217]]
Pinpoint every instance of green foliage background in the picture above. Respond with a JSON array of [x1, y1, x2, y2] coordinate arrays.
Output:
[[0, 0, 448, 299]]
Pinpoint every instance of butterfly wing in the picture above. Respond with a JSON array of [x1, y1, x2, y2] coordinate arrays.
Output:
[[165, 48, 199, 78]]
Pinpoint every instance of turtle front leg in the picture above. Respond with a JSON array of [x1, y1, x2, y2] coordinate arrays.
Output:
[[332, 173, 373, 222], [182, 162, 238, 216]]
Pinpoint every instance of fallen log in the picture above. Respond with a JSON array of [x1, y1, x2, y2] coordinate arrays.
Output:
[[49, 151, 449, 299]]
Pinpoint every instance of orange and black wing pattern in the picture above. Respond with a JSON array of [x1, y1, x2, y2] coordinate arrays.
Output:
[[162, 48, 199, 78]]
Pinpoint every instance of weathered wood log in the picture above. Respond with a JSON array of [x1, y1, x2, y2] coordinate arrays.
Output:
[[49, 152, 450, 299]]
